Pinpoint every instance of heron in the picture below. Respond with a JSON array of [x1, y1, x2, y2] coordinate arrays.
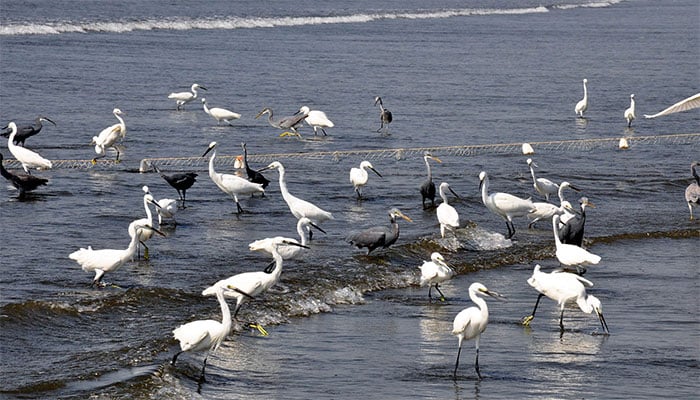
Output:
[[558, 197, 594, 246], [437, 182, 460, 238], [685, 161, 700, 220], [452, 282, 504, 380], [479, 171, 535, 239], [526, 158, 559, 201], [522, 264, 609, 334], [6, 122, 52, 173], [91, 108, 126, 163], [553, 215, 600, 274], [201, 98, 241, 126], [420, 152, 442, 209], [258, 161, 334, 237], [128, 186, 163, 260], [0, 152, 48, 198], [644, 93, 700, 118], [151, 163, 197, 208], [202, 142, 265, 214], [373, 96, 392, 134], [297, 106, 334, 136], [255, 107, 307, 137], [1, 115, 56, 146], [624, 94, 636, 127], [575, 78, 588, 118], [249, 217, 325, 272], [347, 208, 412, 254], [241, 142, 270, 191], [168, 83, 206, 110], [69, 224, 165, 287], [171, 284, 236, 384], [418, 252, 455, 301], [350, 160, 382, 199]]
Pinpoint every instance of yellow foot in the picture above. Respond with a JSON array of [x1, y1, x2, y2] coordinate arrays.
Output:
[[521, 315, 534, 326], [91, 159, 97, 165], [279, 131, 302, 138], [249, 323, 268, 336], [440, 296, 446, 302]]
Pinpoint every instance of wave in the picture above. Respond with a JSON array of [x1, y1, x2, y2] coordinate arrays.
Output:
[[0, 1, 622, 36]]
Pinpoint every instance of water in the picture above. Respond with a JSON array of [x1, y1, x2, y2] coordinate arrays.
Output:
[[1, 0, 698, 398]]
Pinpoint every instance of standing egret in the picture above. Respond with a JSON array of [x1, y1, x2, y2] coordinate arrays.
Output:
[[374, 96, 392, 133], [0, 152, 48, 198], [255, 107, 307, 137], [479, 171, 535, 239], [202, 142, 265, 214], [522, 264, 609, 334], [558, 197, 594, 246], [347, 208, 412, 254], [553, 215, 601, 274], [128, 186, 163, 259], [201, 98, 241, 126], [2, 116, 56, 146], [644, 93, 700, 118], [526, 158, 559, 201], [452, 282, 504, 380], [152, 163, 197, 208], [418, 252, 455, 301], [350, 160, 382, 199], [241, 142, 270, 191], [575, 78, 588, 118], [555, 181, 581, 225], [685, 161, 700, 220], [259, 161, 334, 236], [69, 224, 164, 287], [420, 152, 442, 209], [91, 108, 126, 163], [527, 200, 572, 229], [437, 182, 460, 238], [171, 284, 236, 383], [145, 187, 178, 226], [168, 83, 206, 110], [624, 94, 636, 127], [297, 106, 334, 136], [249, 217, 325, 271], [6, 122, 52, 173]]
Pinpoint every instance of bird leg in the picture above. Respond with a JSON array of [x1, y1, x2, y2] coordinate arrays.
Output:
[[198, 357, 208, 384], [475, 348, 482, 380], [141, 241, 150, 260], [521, 293, 544, 326], [247, 323, 269, 336], [428, 285, 433, 300], [505, 221, 515, 239], [235, 201, 244, 214], [355, 187, 362, 200], [559, 308, 566, 333], [171, 351, 183, 366], [435, 284, 447, 302], [453, 345, 462, 380]]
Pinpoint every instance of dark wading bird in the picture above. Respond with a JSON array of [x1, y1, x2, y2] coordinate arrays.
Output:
[[558, 197, 595, 246], [420, 152, 442, 209], [684, 161, 700, 220], [151, 163, 198, 208], [255, 107, 307, 137], [2, 116, 56, 146], [241, 142, 270, 193], [347, 208, 412, 254], [374, 96, 392, 133], [0, 152, 48, 198]]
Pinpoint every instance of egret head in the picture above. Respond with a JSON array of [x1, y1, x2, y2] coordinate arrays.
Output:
[[192, 83, 207, 91], [259, 161, 283, 172], [470, 282, 505, 301], [202, 141, 217, 157]]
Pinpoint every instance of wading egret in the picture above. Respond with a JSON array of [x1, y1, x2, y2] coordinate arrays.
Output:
[[350, 160, 382, 199], [1, 116, 55, 146], [255, 107, 306, 137], [644, 93, 700, 118], [201, 98, 241, 126], [91, 108, 126, 163], [624, 94, 636, 127], [527, 200, 572, 229], [241, 142, 270, 191], [575, 78, 588, 118], [420, 152, 442, 209], [558, 197, 594, 246], [374, 96, 392, 133], [152, 163, 197, 208], [553, 215, 600, 274], [128, 186, 163, 259], [522, 264, 609, 334], [479, 171, 535, 239], [168, 83, 206, 110], [6, 122, 52, 173], [452, 282, 504, 380], [418, 252, 455, 301], [437, 182, 460, 238], [526, 158, 559, 201], [0, 152, 48, 198], [145, 187, 177, 226], [249, 217, 325, 269], [297, 106, 334, 135], [685, 161, 700, 220], [202, 142, 264, 213], [347, 208, 412, 254]]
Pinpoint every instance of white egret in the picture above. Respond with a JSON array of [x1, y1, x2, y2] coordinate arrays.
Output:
[[171, 284, 236, 383], [418, 252, 455, 301], [558, 197, 594, 246], [437, 182, 460, 238], [146, 187, 177, 226], [202, 142, 265, 214], [1, 115, 56, 146], [69, 224, 164, 287], [249, 217, 325, 267], [152, 163, 198, 208], [575, 78, 588, 118], [452, 282, 504, 380], [0, 152, 48, 198], [241, 142, 270, 191], [347, 208, 412, 254], [255, 107, 306, 137], [624, 94, 636, 127], [91, 108, 126, 163], [6, 122, 52, 173], [522, 264, 609, 334], [168, 83, 206, 110], [128, 186, 163, 259], [685, 161, 700, 220], [526, 158, 559, 201], [556, 181, 581, 224], [420, 152, 442, 209], [297, 105, 334, 136], [259, 161, 334, 236], [527, 200, 572, 229], [479, 171, 535, 239], [374, 96, 392, 133], [644, 93, 700, 118], [553, 215, 601, 273], [201, 98, 241, 126], [350, 160, 382, 199]]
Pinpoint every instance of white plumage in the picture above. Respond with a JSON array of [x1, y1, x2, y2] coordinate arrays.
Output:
[[479, 171, 535, 239], [644, 93, 700, 119], [127, 186, 161, 259], [298, 105, 334, 135], [436, 182, 460, 238], [6, 122, 52, 173], [92, 108, 127, 163], [552, 215, 601, 269], [202, 98, 241, 125], [418, 252, 455, 301], [202, 142, 264, 213], [574, 78, 588, 118], [526, 158, 559, 201], [349, 160, 382, 199], [168, 83, 206, 110], [624, 94, 636, 127], [248, 217, 322, 261]]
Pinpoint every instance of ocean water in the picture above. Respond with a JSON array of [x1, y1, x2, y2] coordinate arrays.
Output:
[[0, 0, 698, 398]]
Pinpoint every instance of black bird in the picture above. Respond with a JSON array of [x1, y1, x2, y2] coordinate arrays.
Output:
[[152, 163, 197, 207], [558, 197, 595, 247], [347, 208, 412, 254], [0, 152, 48, 198], [1, 116, 56, 146], [374, 96, 392, 133], [419, 151, 442, 209], [241, 142, 270, 193]]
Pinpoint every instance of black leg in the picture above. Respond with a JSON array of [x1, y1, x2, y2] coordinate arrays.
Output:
[[475, 348, 481, 380], [453, 345, 462, 380], [171, 351, 183, 365], [522, 293, 544, 325], [435, 284, 446, 301]]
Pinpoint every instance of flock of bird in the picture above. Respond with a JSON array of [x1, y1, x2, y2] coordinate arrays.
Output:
[[2, 82, 698, 384]]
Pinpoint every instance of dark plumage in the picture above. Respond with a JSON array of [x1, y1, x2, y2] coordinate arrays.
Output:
[[420, 152, 442, 209], [0, 152, 48, 198], [558, 197, 594, 246], [1, 116, 55, 146], [241, 142, 270, 190], [374, 96, 392, 133], [347, 208, 412, 254], [152, 163, 197, 207]]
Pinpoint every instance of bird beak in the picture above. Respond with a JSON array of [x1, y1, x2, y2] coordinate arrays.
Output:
[[138, 225, 166, 237], [370, 167, 383, 178], [309, 222, 327, 234], [200, 86, 208, 91], [44, 117, 57, 126], [448, 186, 461, 199], [258, 163, 273, 172], [282, 240, 310, 249], [431, 156, 443, 163], [595, 308, 609, 334], [399, 212, 413, 222], [584, 199, 596, 208], [569, 185, 582, 192], [255, 110, 265, 119], [148, 199, 162, 209], [481, 288, 506, 301], [202, 145, 214, 157]]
